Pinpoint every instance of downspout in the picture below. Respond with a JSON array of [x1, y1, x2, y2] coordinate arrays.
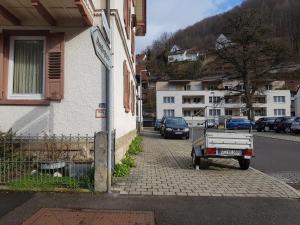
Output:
[[106, 0, 112, 193]]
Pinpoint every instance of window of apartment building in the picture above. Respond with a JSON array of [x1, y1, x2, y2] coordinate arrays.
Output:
[[194, 110, 204, 117], [163, 96, 175, 103], [274, 96, 285, 103], [207, 85, 217, 90], [183, 110, 191, 117], [209, 109, 221, 116], [193, 97, 202, 103], [164, 109, 175, 117], [265, 85, 273, 90], [182, 97, 191, 104], [0, 33, 64, 103], [225, 109, 233, 116], [184, 85, 191, 91], [209, 96, 221, 103], [274, 109, 286, 116]]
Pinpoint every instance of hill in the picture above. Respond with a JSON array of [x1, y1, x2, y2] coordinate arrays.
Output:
[[145, 0, 300, 80]]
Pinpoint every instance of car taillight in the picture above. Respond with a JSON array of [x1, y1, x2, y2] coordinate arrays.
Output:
[[205, 148, 216, 155], [243, 149, 254, 157]]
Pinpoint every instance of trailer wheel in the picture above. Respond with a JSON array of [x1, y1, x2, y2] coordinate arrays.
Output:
[[239, 158, 250, 170], [192, 151, 200, 169]]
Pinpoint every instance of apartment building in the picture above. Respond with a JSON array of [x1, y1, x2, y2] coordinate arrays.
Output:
[[156, 80, 291, 125], [0, 0, 147, 163]]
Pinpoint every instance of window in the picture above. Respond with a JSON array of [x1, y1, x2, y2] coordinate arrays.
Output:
[[207, 85, 217, 90], [265, 85, 273, 90], [193, 97, 203, 103], [8, 37, 45, 100], [184, 85, 191, 91], [183, 110, 191, 117], [209, 109, 221, 116], [209, 96, 221, 103], [163, 109, 175, 117], [225, 109, 233, 116], [274, 109, 286, 116], [163, 97, 175, 104], [0, 33, 64, 103], [274, 96, 285, 103]]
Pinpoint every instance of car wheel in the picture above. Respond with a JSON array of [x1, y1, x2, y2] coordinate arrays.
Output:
[[238, 158, 250, 170], [186, 136, 189, 140], [264, 126, 270, 132], [285, 127, 291, 133], [192, 151, 200, 168]]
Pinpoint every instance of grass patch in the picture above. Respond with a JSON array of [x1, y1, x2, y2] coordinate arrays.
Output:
[[8, 173, 93, 191], [114, 136, 143, 177]]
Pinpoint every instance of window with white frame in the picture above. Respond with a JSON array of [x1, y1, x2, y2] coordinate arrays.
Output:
[[8, 36, 46, 100], [209, 96, 221, 103], [183, 110, 191, 117], [274, 109, 286, 116], [163, 97, 175, 104], [163, 109, 175, 117], [209, 109, 221, 116], [274, 96, 285, 103]]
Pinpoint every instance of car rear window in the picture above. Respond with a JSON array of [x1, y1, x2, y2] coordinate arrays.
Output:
[[166, 118, 186, 125], [295, 117, 300, 122]]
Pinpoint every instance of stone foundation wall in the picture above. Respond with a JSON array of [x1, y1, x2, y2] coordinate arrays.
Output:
[[115, 129, 137, 163]]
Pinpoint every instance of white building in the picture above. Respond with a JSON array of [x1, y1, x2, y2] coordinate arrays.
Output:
[[168, 45, 201, 63], [0, 0, 147, 163], [295, 86, 300, 116], [156, 80, 291, 126]]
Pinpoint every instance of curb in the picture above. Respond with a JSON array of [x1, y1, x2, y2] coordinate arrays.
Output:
[[253, 133, 300, 143], [250, 167, 300, 199]]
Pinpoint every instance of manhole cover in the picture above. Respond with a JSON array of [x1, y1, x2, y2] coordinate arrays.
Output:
[[22, 208, 155, 225]]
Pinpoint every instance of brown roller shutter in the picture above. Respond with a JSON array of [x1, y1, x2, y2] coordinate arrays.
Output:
[[131, 81, 135, 115], [0, 33, 4, 100], [45, 33, 64, 101]]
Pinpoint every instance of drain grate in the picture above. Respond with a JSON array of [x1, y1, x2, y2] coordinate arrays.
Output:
[[22, 208, 155, 225]]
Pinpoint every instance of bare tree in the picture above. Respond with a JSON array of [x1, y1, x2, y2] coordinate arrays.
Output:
[[216, 9, 286, 120]]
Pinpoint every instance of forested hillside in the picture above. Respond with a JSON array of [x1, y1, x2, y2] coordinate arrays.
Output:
[[145, 0, 300, 80]]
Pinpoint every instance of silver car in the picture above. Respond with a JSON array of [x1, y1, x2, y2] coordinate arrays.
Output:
[[291, 117, 300, 134]]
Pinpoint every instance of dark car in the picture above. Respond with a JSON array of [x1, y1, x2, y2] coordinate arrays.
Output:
[[255, 117, 276, 132], [161, 117, 190, 139], [275, 117, 295, 133], [226, 118, 253, 130], [154, 119, 161, 131], [273, 117, 290, 132]]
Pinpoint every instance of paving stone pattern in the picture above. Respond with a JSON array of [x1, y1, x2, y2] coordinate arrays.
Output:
[[113, 129, 299, 198]]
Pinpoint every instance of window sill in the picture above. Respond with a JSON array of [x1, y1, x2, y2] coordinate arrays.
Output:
[[0, 100, 50, 106]]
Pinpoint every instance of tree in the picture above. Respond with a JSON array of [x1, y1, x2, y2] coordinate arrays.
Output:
[[216, 9, 286, 120]]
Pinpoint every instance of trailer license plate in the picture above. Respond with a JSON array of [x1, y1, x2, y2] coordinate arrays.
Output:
[[219, 150, 242, 156]]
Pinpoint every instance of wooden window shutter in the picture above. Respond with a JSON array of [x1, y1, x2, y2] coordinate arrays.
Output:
[[131, 28, 135, 56], [0, 33, 4, 100], [131, 81, 135, 115], [123, 60, 130, 113], [45, 33, 64, 101], [126, 68, 131, 112]]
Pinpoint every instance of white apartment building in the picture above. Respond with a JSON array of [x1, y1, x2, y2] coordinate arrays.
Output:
[[0, 0, 147, 163], [295, 86, 300, 116], [156, 80, 291, 126]]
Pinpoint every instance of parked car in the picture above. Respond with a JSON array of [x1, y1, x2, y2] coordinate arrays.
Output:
[[161, 117, 190, 139], [274, 117, 294, 133], [226, 118, 253, 130], [207, 119, 219, 128], [273, 117, 288, 131], [255, 117, 276, 132], [154, 119, 161, 131], [291, 117, 300, 134]]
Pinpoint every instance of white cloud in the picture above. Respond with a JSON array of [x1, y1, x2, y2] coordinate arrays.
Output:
[[136, 0, 242, 53]]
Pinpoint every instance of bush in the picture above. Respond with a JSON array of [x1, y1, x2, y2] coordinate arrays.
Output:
[[128, 136, 143, 155], [121, 154, 136, 168], [114, 163, 130, 177]]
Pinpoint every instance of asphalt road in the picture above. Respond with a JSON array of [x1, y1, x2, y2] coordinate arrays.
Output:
[[0, 193, 300, 225], [252, 136, 300, 172]]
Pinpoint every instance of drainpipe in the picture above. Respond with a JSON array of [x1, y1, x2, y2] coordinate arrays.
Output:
[[106, 0, 112, 194]]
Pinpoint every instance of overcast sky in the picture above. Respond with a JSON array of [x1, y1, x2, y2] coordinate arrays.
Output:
[[136, 0, 244, 53]]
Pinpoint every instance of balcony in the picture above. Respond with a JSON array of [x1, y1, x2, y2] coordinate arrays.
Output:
[[182, 96, 205, 105], [0, 0, 94, 27]]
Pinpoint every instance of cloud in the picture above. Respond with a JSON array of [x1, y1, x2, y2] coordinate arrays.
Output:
[[136, 0, 243, 53]]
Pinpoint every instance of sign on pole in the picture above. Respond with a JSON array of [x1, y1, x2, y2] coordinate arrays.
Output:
[[91, 26, 112, 69], [101, 10, 111, 44]]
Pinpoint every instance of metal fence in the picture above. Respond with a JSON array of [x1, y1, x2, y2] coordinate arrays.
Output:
[[0, 132, 94, 190]]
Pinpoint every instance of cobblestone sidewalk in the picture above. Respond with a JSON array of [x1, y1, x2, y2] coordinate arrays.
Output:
[[113, 129, 299, 198]]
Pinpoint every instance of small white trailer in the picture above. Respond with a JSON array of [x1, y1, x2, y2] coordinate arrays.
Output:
[[191, 132, 254, 170]]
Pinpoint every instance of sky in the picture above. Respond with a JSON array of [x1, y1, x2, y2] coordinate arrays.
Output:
[[136, 0, 244, 53]]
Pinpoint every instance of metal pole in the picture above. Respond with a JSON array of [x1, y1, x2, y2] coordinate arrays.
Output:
[[106, 0, 112, 194]]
